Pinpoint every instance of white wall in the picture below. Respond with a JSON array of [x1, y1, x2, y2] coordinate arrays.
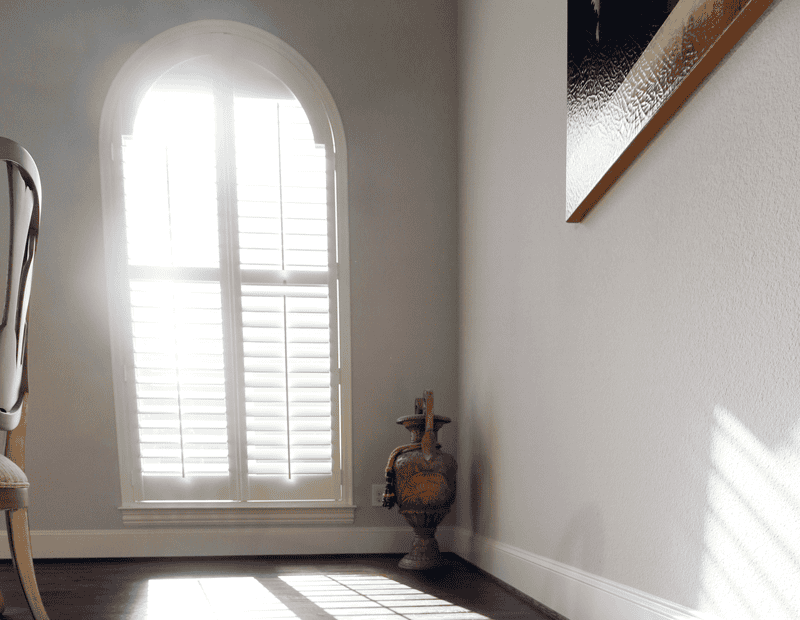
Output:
[[458, 1, 800, 619], [0, 0, 458, 534]]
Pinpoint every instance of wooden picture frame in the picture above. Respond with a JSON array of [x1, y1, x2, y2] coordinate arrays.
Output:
[[566, 0, 773, 223]]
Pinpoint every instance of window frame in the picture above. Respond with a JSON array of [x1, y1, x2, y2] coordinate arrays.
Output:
[[99, 20, 353, 525]]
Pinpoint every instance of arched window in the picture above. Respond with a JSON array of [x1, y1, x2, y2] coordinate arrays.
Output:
[[100, 21, 352, 524]]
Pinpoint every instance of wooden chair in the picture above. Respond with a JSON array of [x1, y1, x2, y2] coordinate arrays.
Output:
[[0, 137, 47, 619]]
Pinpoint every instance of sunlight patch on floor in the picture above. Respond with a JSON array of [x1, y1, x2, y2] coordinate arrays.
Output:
[[146, 576, 298, 619], [280, 574, 491, 620]]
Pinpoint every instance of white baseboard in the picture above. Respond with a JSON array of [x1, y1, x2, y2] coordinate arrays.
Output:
[[0, 524, 716, 620], [0, 526, 456, 560], [451, 527, 719, 620]]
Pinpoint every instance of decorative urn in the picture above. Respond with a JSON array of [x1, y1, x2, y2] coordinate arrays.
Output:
[[382, 391, 457, 569]]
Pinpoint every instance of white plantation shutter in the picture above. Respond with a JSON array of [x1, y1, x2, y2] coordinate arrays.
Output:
[[242, 285, 332, 477], [119, 75, 340, 502], [130, 280, 229, 478], [235, 99, 329, 272], [243, 285, 338, 500]]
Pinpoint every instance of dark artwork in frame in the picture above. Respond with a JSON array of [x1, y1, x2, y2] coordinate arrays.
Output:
[[566, 0, 774, 222], [568, 1, 678, 106]]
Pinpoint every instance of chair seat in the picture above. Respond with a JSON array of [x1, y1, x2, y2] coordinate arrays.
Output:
[[0, 456, 28, 489]]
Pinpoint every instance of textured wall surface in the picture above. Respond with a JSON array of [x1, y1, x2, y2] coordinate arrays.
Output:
[[0, 0, 458, 531], [459, 0, 799, 617]]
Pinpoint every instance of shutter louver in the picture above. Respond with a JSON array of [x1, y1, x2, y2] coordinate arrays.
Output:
[[122, 91, 219, 269], [242, 285, 332, 478], [130, 280, 229, 477], [234, 96, 335, 489], [234, 99, 328, 272], [122, 88, 232, 496]]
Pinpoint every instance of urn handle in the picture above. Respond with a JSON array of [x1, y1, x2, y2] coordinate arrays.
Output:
[[421, 390, 435, 462]]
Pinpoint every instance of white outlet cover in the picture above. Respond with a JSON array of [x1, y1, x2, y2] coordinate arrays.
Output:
[[371, 484, 385, 506]]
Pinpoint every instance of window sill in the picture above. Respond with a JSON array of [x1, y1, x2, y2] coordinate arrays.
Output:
[[119, 503, 356, 526]]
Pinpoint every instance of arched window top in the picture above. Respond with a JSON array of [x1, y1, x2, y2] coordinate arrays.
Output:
[[101, 20, 344, 153]]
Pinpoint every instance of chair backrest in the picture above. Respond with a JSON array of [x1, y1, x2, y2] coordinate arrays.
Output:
[[0, 138, 41, 432]]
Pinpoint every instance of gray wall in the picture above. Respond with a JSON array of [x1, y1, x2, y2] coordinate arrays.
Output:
[[458, 0, 799, 617], [0, 0, 458, 531]]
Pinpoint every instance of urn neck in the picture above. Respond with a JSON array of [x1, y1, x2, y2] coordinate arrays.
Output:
[[396, 415, 451, 444]]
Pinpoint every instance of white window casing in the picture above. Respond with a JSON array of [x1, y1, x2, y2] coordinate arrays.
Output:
[[99, 21, 353, 525]]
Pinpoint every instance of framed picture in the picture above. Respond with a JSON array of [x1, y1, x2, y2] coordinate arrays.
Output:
[[567, 0, 773, 222]]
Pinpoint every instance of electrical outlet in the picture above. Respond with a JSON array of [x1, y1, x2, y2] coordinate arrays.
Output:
[[371, 484, 385, 506]]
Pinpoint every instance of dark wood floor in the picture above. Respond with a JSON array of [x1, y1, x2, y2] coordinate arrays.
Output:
[[0, 554, 556, 620]]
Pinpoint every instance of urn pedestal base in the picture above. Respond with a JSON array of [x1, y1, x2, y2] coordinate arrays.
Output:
[[397, 507, 449, 570], [398, 526, 444, 570]]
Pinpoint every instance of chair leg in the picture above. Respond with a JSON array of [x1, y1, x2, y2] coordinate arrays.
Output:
[[6, 509, 48, 619]]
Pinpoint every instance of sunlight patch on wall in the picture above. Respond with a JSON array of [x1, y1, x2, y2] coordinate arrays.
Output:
[[698, 407, 800, 620]]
